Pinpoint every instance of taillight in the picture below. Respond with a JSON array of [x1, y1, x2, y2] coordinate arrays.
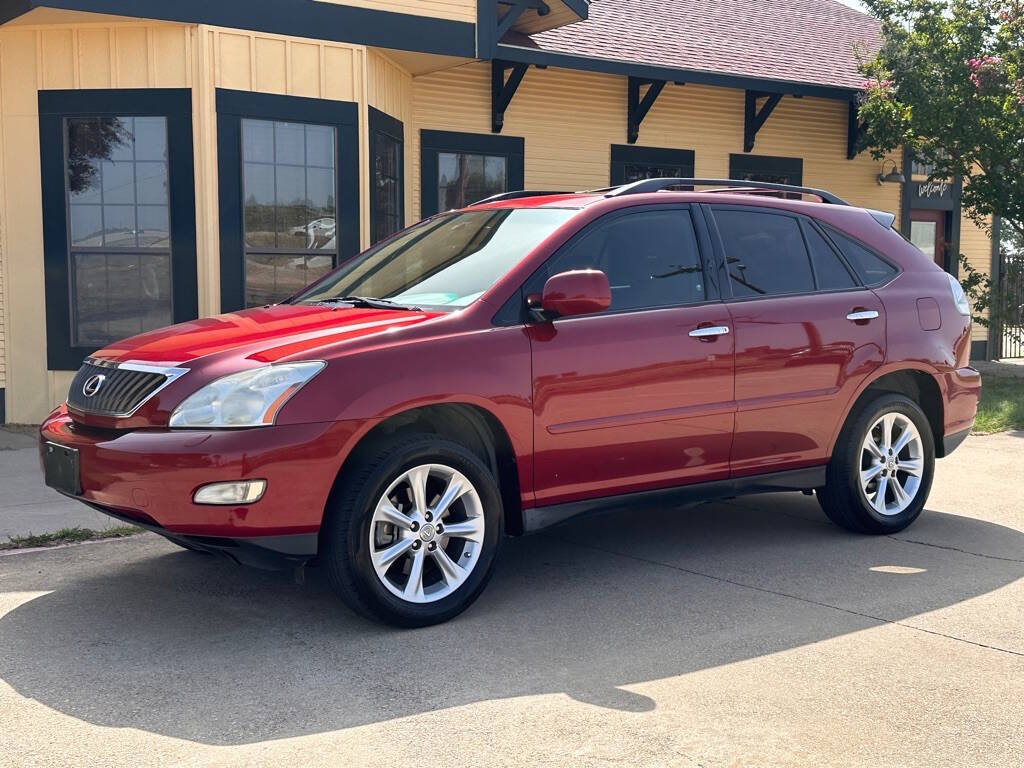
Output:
[[947, 274, 971, 316]]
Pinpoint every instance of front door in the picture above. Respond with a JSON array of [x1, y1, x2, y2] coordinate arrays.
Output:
[[709, 205, 886, 475], [909, 209, 947, 268], [526, 206, 735, 508]]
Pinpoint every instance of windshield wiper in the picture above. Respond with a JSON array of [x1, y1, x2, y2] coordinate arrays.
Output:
[[313, 295, 423, 311]]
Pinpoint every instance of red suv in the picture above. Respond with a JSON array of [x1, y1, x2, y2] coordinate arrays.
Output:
[[41, 179, 981, 626]]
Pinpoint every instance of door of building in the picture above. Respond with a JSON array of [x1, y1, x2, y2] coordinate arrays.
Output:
[[909, 209, 947, 269]]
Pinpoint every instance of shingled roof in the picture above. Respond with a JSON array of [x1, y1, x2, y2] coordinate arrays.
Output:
[[504, 0, 880, 93]]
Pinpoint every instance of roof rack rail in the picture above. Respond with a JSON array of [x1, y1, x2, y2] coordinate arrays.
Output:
[[605, 178, 850, 206], [469, 190, 571, 206]]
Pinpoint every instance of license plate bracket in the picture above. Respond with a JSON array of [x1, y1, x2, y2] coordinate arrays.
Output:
[[43, 441, 82, 496]]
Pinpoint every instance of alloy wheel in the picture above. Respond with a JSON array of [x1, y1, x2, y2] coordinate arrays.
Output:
[[368, 463, 486, 603], [859, 412, 924, 516]]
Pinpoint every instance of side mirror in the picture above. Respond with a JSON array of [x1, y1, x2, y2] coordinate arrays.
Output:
[[535, 269, 611, 319]]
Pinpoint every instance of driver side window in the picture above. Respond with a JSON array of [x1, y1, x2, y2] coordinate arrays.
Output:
[[530, 208, 705, 313]]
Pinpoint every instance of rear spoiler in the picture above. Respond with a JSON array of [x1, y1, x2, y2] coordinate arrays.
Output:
[[868, 209, 897, 229]]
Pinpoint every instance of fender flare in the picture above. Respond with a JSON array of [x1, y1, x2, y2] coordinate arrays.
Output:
[[825, 361, 945, 459]]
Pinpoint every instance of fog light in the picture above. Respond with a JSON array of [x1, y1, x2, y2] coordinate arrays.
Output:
[[193, 480, 267, 505]]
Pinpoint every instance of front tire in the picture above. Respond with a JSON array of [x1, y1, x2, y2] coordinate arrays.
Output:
[[322, 433, 503, 627], [817, 393, 935, 534]]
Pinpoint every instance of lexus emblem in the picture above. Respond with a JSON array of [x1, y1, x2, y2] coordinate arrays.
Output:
[[82, 374, 106, 398]]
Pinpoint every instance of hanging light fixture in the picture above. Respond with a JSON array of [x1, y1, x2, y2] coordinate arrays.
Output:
[[877, 159, 906, 185]]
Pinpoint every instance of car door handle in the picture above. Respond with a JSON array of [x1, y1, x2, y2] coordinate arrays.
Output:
[[688, 325, 730, 338], [846, 310, 879, 321]]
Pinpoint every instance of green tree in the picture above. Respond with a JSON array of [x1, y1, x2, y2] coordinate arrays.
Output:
[[858, 1, 1024, 346]]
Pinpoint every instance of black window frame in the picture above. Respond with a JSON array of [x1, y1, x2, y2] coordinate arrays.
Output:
[[39, 88, 198, 371], [729, 154, 804, 186], [369, 106, 405, 245], [610, 144, 695, 185], [705, 204, 874, 302], [216, 89, 359, 313], [502, 203, 720, 325], [420, 130, 524, 217]]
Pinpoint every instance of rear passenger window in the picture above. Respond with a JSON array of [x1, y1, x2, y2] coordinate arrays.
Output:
[[535, 208, 705, 311], [825, 228, 899, 286], [804, 223, 857, 290], [714, 209, 814, 298]]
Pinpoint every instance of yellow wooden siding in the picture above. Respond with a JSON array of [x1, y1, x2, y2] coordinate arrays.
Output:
[[410, 61, 902, 222], [366, 49, 415, 238], [313, 0, 476, 23], [0, 22, 195, 421], [959, 210, 994, 342], [0, 21, 371, 422], [197, 24, 368, 272]]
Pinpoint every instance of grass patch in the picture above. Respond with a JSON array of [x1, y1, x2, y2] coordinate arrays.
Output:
[[0, 525, 143, 551], [974, 375, 1024, 434]]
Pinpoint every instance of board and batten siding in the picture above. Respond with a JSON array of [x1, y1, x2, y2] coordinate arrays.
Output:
[[0, 20, 371, 421], [0, 21, 195, 421], [313, 0, 477, 23], [366, 49, 416, 233]]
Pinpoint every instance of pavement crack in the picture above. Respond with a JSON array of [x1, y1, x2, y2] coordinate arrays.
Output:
[[886, 535, 1024, 564], [551, 535, 1024, 659]]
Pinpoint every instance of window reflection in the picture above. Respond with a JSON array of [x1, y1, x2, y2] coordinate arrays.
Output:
[[242, 119, 338, 306], [437, 152, 507, 210], [65, 115, 173, 346]]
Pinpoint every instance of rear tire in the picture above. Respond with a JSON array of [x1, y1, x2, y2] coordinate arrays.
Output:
[[321, 433, 503, 627], [817, 393, 935, 534]]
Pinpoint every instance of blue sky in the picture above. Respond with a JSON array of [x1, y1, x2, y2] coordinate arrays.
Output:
[[834, 0, 869, 11]]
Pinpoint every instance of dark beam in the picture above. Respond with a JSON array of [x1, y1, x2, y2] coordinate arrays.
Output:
[[743, 90, 783, 152], [494, 3, 527, 40], [627, 76, 666, 144], [847, 99, 868, 160], [492, 60, 529, 133]]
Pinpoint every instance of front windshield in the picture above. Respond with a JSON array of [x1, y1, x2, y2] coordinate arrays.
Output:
[[293, 208, 577, 310]]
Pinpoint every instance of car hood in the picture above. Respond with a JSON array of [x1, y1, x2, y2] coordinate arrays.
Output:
[[91, 304, 442, 367]]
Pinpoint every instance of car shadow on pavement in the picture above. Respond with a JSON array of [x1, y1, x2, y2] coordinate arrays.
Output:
[[1, 493, 1021, 745]]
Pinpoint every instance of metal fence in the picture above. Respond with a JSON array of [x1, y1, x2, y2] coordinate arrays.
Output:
[[996, 254, 1024, 359]]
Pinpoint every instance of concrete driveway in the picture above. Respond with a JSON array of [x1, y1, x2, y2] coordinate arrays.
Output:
[[1, 433, 1022, 767]]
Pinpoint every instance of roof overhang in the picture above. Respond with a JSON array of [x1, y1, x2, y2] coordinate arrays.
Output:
[[0, 0, 477, 58], [494, 42, 861, 101], [498, 0, 588, 35]]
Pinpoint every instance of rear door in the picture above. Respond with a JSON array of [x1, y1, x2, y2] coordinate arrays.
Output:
[[525, 205, 735, 508], [706, 205, 885, 476]]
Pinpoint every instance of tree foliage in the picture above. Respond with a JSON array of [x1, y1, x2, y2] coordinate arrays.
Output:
[[859, 1, 1024, 346], [858, 0, 1023, 238]]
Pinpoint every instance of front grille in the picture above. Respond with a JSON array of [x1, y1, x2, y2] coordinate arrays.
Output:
[[67, 360, 174, 417]]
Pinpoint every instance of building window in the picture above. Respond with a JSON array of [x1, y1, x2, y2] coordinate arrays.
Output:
[[729, 154, 804, 186], [241, 119, 337, 307], [217, 90, 359, 313], [420, 130, 524, 217], [369, 107, 404, 244], [39, 89, 198, 371], [610, 145, 695, 185]]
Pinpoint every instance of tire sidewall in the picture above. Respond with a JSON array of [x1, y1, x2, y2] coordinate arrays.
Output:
[[336, 437, 503, 625], [843, 394, 935, 531]]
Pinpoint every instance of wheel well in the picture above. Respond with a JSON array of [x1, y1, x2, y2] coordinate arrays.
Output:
[[336, 404, 524, 535], [855, 370, 945, 456]]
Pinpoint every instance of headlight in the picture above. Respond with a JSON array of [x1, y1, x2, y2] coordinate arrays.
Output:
[[947, 274, 971, 316], [169, 362, 325, 428]]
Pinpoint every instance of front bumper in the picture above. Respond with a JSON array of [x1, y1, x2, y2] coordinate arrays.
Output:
[[79, 498, 318, 568], [40, 407, 363, 541]]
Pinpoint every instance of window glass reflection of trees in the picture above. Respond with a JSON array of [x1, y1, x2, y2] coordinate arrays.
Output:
[[66, 116, 173, 345]]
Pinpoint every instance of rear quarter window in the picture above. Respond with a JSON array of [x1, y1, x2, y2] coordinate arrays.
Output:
[[824, 227, 900, 286]]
